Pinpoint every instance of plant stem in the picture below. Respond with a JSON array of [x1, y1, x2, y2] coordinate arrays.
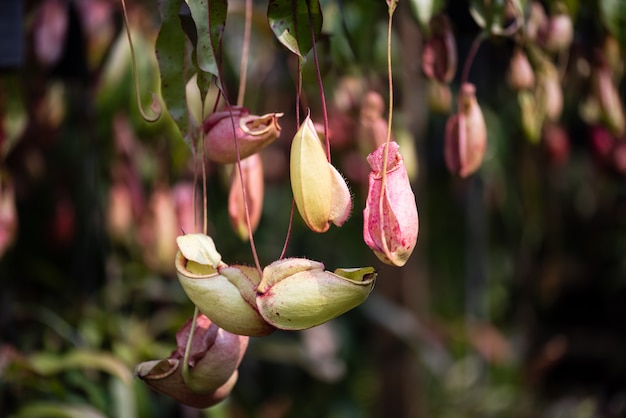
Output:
[[279, 58, 303, 261], [308, 1, 330, 161], [213, 37, 262, 276], [378, 0, 397, 259], [236, 0, 253, 107], [460, 32, 485, 87], [226, 103, 263, 276], [181, 306, 200, 385]]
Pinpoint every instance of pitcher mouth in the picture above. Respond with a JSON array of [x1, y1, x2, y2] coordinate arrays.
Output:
[[175, 251, 219, 279]]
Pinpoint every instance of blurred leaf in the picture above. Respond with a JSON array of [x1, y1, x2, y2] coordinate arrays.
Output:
[[267, 0, 323, 60], [469, 0, 524, 36], [28, 350, 133, 385], [600, 0, 626, 48], [188, 0, 227, 89], [409, 0, 445, 29], [155, 0, 190, 145], [470, 0, 502, 30], [14, 403, 107, 418], [563, 0, 579, 18], [1, 75, 27, 158], [110, 376, 137, 418]]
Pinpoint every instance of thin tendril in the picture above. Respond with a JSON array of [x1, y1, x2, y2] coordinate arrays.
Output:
[[296, 59, 302, 126], [201, 132, 208, 235], [457, 32, 484, 178], [237, 0, 253, 107], [378, 0, 396, 260], [307, 1, 330, 162], [192, 136, 199, 233], [460, 32, 485, 87], [120, 0, 161, 122], [224, 102, 262, 276], [181, 306, 199, 385], [279, 201, 296, 260], [278, 58, 303, 261], [208, 25, 263, 276]]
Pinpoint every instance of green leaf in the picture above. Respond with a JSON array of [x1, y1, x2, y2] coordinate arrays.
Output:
[[29, 349, 133, 385], [155, 0, 191, 144], [188, 0, 228, 86], [469, 0, 523, 36], [600, 0, 626, 49], [470, 0, 504, 32], [268, 0, 323, 60], [409, 0, 445, 29], [15, 403, 107, 418], [195, 61, 213, 107]]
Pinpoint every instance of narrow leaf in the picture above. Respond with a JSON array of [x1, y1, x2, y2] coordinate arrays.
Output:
[[155, 0, 190, 144], [29, 350, 134, 385], [469, 0, 521, 36], [188, 0, 228, 86], [268, 0, 323, 59]]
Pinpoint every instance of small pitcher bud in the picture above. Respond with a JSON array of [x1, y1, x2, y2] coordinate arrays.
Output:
[[602, 35, 624, 81], [358, 91, 389, 154], [542, 123, 570, 166], [518, 90, 542, 143], [588, 125, 615, 162], [0, 175, 17, 259], [444, 83, 487, 177], [539, 62, 563, 122], [135, 313, 248, 409], [228, 154, 264, 240], [541, 5, 573, 53], [507, 48, 535, 91], [34, 0, 68, 67], [593, 62, 626, 137], [256, 258, 377, 330], [106, 180, 133, 245], [525, 2, 547, 42], [422, 14, 457, 83], [290, 115, 352, 233], [203, 107, 283, 164], [140, 186, 178, 274], [427, 79, 453, 114], [363, 141, 419, 267], [173, 181, 202, 235]]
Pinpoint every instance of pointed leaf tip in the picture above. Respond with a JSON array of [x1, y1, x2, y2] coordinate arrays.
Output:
[[267, 0, 323, 59]]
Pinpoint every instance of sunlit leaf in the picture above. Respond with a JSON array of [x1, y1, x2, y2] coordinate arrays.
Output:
[[188, 0, 228, 88], [155, 0, 190, 145], [267, 0, 323, 60]]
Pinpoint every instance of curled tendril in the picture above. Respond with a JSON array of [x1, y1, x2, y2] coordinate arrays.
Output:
[[120, 0, 162, 122]]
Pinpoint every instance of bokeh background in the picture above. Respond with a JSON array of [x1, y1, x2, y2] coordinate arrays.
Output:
[[2, 0, 626, 417]]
